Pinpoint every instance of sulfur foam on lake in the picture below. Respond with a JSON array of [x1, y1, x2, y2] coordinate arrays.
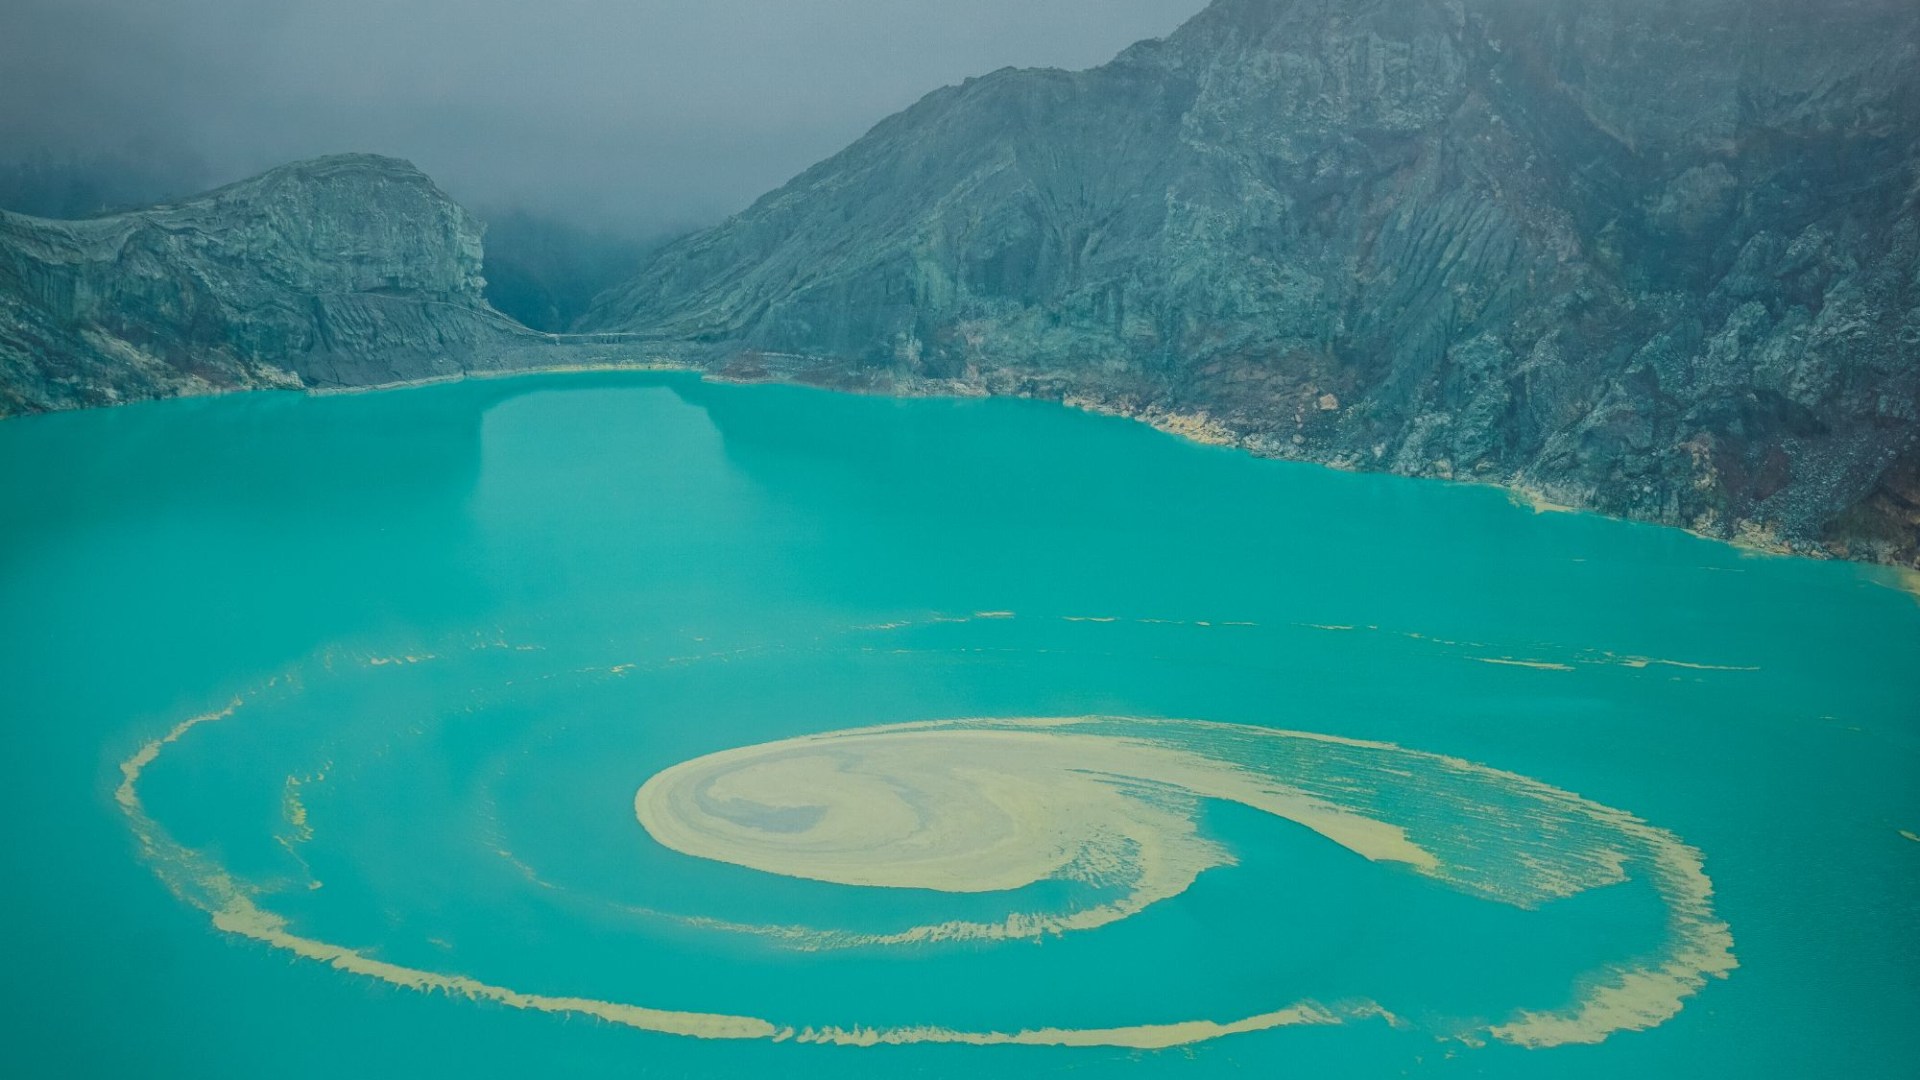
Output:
[[3, 372, 1916, 1078]]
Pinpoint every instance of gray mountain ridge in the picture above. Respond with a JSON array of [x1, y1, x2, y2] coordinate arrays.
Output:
[[586, 0, 1920, 568], [0, 153, 633, 415], [1, 0, 1916, 570]]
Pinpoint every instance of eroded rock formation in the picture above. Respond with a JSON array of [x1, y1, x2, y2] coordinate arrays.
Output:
[[586, 0, 1920, 564], [0, 153, 563, 413]]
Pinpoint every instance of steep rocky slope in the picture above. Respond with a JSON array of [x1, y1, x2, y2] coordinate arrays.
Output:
[[587, 0, 1920, 566], [0, 154, 571, 415]]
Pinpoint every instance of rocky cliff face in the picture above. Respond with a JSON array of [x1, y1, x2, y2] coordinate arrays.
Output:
[[586, 0, 1920, 566], [0, 154, 563, 415]]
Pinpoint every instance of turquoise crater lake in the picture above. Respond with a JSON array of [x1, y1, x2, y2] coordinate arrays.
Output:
[[1, 372, 1915, 1077]]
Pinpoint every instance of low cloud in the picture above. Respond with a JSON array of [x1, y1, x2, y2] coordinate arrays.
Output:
[[1, 0, 1200, 234]]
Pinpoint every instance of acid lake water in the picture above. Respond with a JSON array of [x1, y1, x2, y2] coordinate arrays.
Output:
[[1, 372, 1915, 1078]]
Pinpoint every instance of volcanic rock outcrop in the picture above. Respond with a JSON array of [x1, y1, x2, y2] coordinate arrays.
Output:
[[586, 0, 1920, 564], [0, 153, 570, 414]]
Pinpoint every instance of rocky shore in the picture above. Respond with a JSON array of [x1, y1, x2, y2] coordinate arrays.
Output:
[[586, 0, 1920, 568], [3, 0, 1915, 570]]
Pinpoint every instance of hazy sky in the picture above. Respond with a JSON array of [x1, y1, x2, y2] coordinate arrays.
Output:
[[2, 0, 1206, 233]]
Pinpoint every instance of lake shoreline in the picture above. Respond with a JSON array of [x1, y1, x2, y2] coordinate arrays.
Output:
[[8, 356, 1914, 580]]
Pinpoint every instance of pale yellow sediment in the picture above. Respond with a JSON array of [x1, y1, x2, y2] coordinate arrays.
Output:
[[308, 360, 696, 398], [367, 653, 436, 667], [636, 726, 1436, 903], [115, 698, 244, 812], [1607, 656, 1760, 672], [209, 898, 779, 1040], [1510, 489, 1579, 515], [637, 724, 1434, 952], [1143, 410, 1238, 447], [860, 611, 1261, 631], [115, 699, 1362, 1049], [636, 715, 1733, 1048], [121, 698, 1734, 1053], [1490, 840, 1735, 1048], [1474, 657, 1575, 672], [791, 1001, 1368, 1048], [1057, 395, 1240, 449], [280, 777, 314, 844], [117, 695, 783, 1043], [1314, 619, 1759, 677]]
